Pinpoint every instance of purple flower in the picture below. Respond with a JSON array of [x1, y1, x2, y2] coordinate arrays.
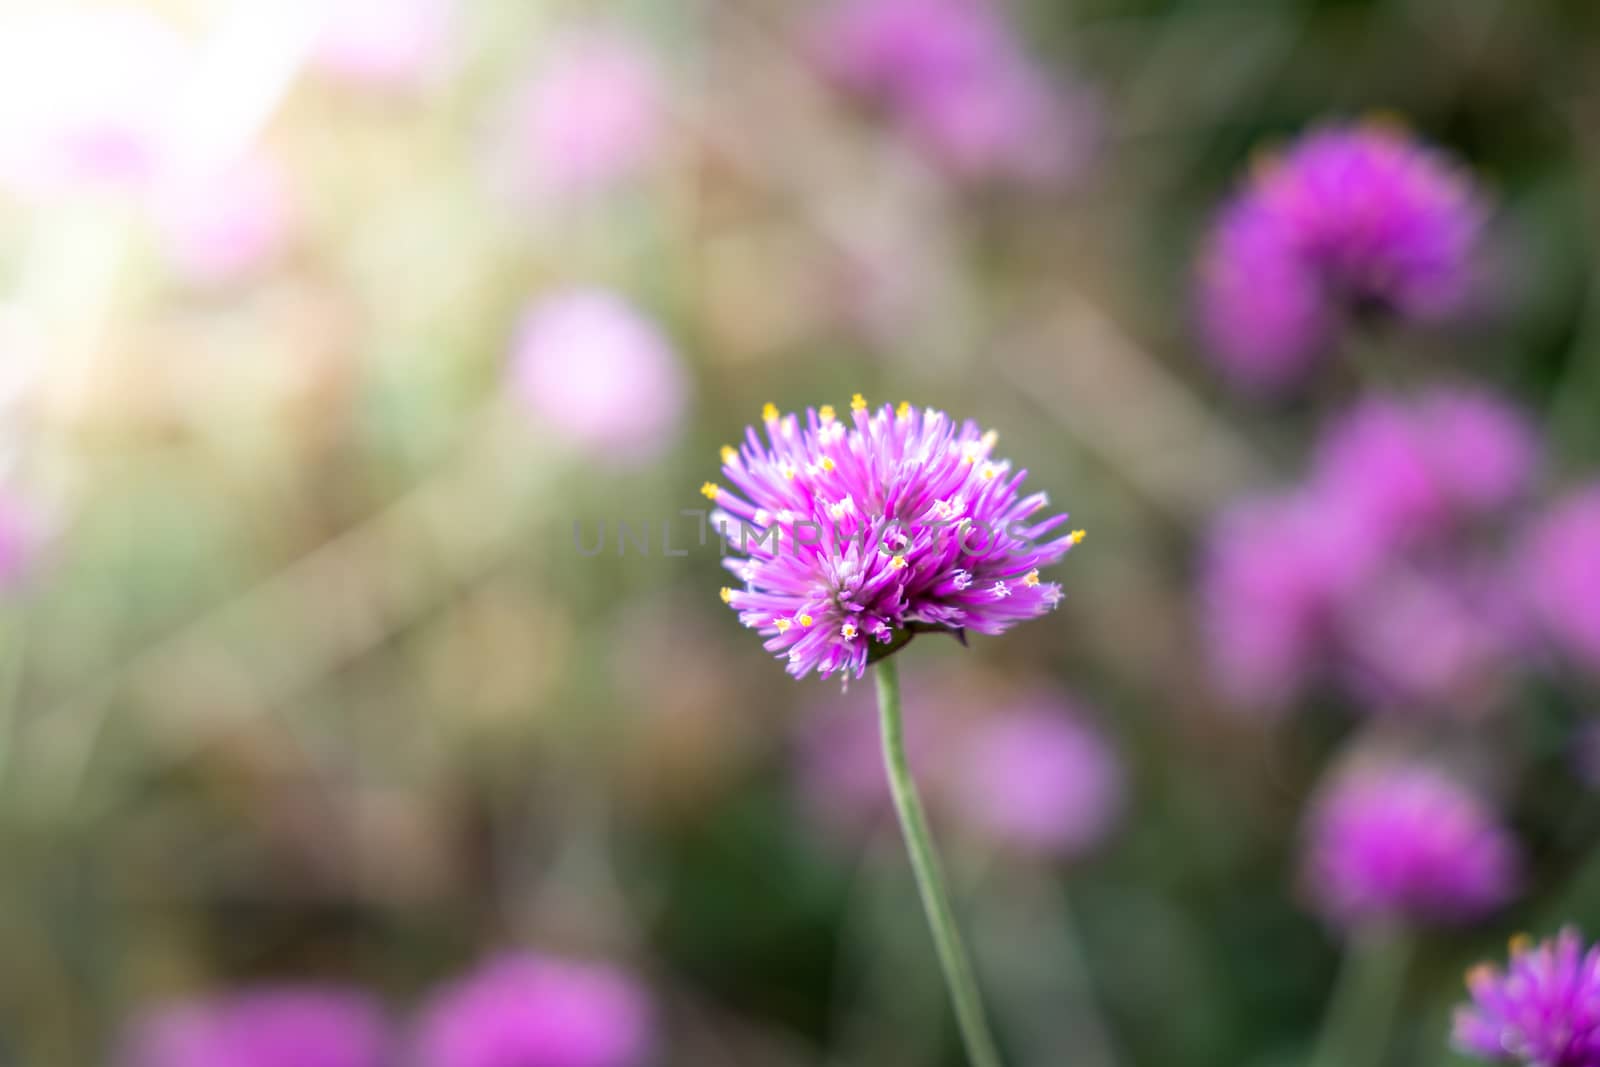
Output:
[[1198, 492, 1378, 712], [951, 693, 1122, 857], [795, 672, 1122, 859], [815, 0, 1097, 184], [0, 8, 190, 198], [1202, 385, 1540, 716], [149, 152, 294, 285], [1455, 927, 1600, 1067], [416, 954, 652, 1067], [1338, 561, 1526, 713], [1517, 485, 1600, 674], [121, 986, 391, 1067], [0, 490, 42, 592], [707, 398, 1082, 680], [1313, 388, 1538, 552], [1301, 760, 1519, 928], [315, 0, 457, 93], [509, 289, 688, 465], [496, 27, 662, 199], [1197, 122, 1489, 390]]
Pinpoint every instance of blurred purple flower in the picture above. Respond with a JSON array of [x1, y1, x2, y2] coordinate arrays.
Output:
[[122, 986, 391, 1067], [951, 693, 1122, 857], [1198, 492, 1378, 712], [815, 0, 1097, 184], [417, 954, 652, 1067], [1339, 562, 1526, 714], [0, 490, 41, 592], [150, 152, 294, 285], [1455, 927, 1600, 1067], [509, 289, 687, 465], [708, 399, 1080, 680], [497, 28, 662, 200], [796, 675, 1122, 859], [0, 8, 189, 197], [1197, 122, 1490, 390], [315, 0, 456, 93], [1313, 388, 1538, 551], [1301, 761, 1519, 928], [1517, 485, 1600, 674]]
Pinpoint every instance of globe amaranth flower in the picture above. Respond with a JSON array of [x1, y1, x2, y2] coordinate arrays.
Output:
[[1313, 387, 1539, 553], [1455, 928, 1600, 1067], [1196, 121, 1490, 391], [121, 986, 391, 1067], [705, 396, 1083, 680], [796, 673, 1122, 859], [315, 0, 457, 93], [496, 26, 662, 199], [1301, 760, 1519, 928], [1201, 384, 1537, 716], [815, 0, 1098, 185], [1517, 485, 1600, 674], [510, 288, 687, 465], [417, 953, 652, 1067]]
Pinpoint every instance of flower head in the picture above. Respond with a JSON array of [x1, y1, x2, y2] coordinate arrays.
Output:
[[815, 0, 1098, 184], [1517, 485, 1600, 674], [1454, 928, 1600, 1067], [795, 673, 1122, 859], [497, 27, 662, 199], [1197, 121, 1489, 390], [952, 695, 1123, 857], [417, 953, 652, 1067], [121, 986, 391, 1067], [150, 151, 294, 286], [0, 7, 189, 198], [1313, 387, 1538, 552], [315, 0, 457, 93], [1301, 760, 1519, 928], [510, 289, 687, 465], [709, 400, 1080, 679]]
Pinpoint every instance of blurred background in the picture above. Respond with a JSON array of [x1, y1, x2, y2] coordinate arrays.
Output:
[[0, 0, 1597, 1064]]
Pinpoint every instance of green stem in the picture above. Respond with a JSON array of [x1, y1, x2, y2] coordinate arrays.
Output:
[[1308, 924, 1413, 1067], [875, 658, 1004, 1067]]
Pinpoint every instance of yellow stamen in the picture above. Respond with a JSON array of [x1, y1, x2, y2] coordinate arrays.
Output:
[[775, 617, 792, 633], [1509, 934, 1532, 955], [1023, 569, 1040, 586], [897, 401, 912, 419], [819, 456, 836, 472], [701, 482, 720, 500], [890, 555, 909, 570], [798, 613, 814, 627], [762, 402, 779, 422], [781, 463, 798, 481], [851, 393, 868, 412], [720, 445, 737, 465], [719, 587, 733, 603], [1069, 529, 1086, 545], [980, 463, 998, 481], [840, 622, 858, 639], [818, 404, 836, 423]]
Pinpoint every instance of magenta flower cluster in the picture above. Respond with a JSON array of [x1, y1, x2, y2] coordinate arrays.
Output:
[[121, 987, 392, 1067], [1301, 760, 1519, 928], [1456, 928, 1600, 1067], [1202, 384, 1540, 716], [1196, 122, 1490, 391], [814, 0, 1098, 184], [705, 398, 1082, 680], [796, 673, 1123, 859], [121, 954, 651, 1067]]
